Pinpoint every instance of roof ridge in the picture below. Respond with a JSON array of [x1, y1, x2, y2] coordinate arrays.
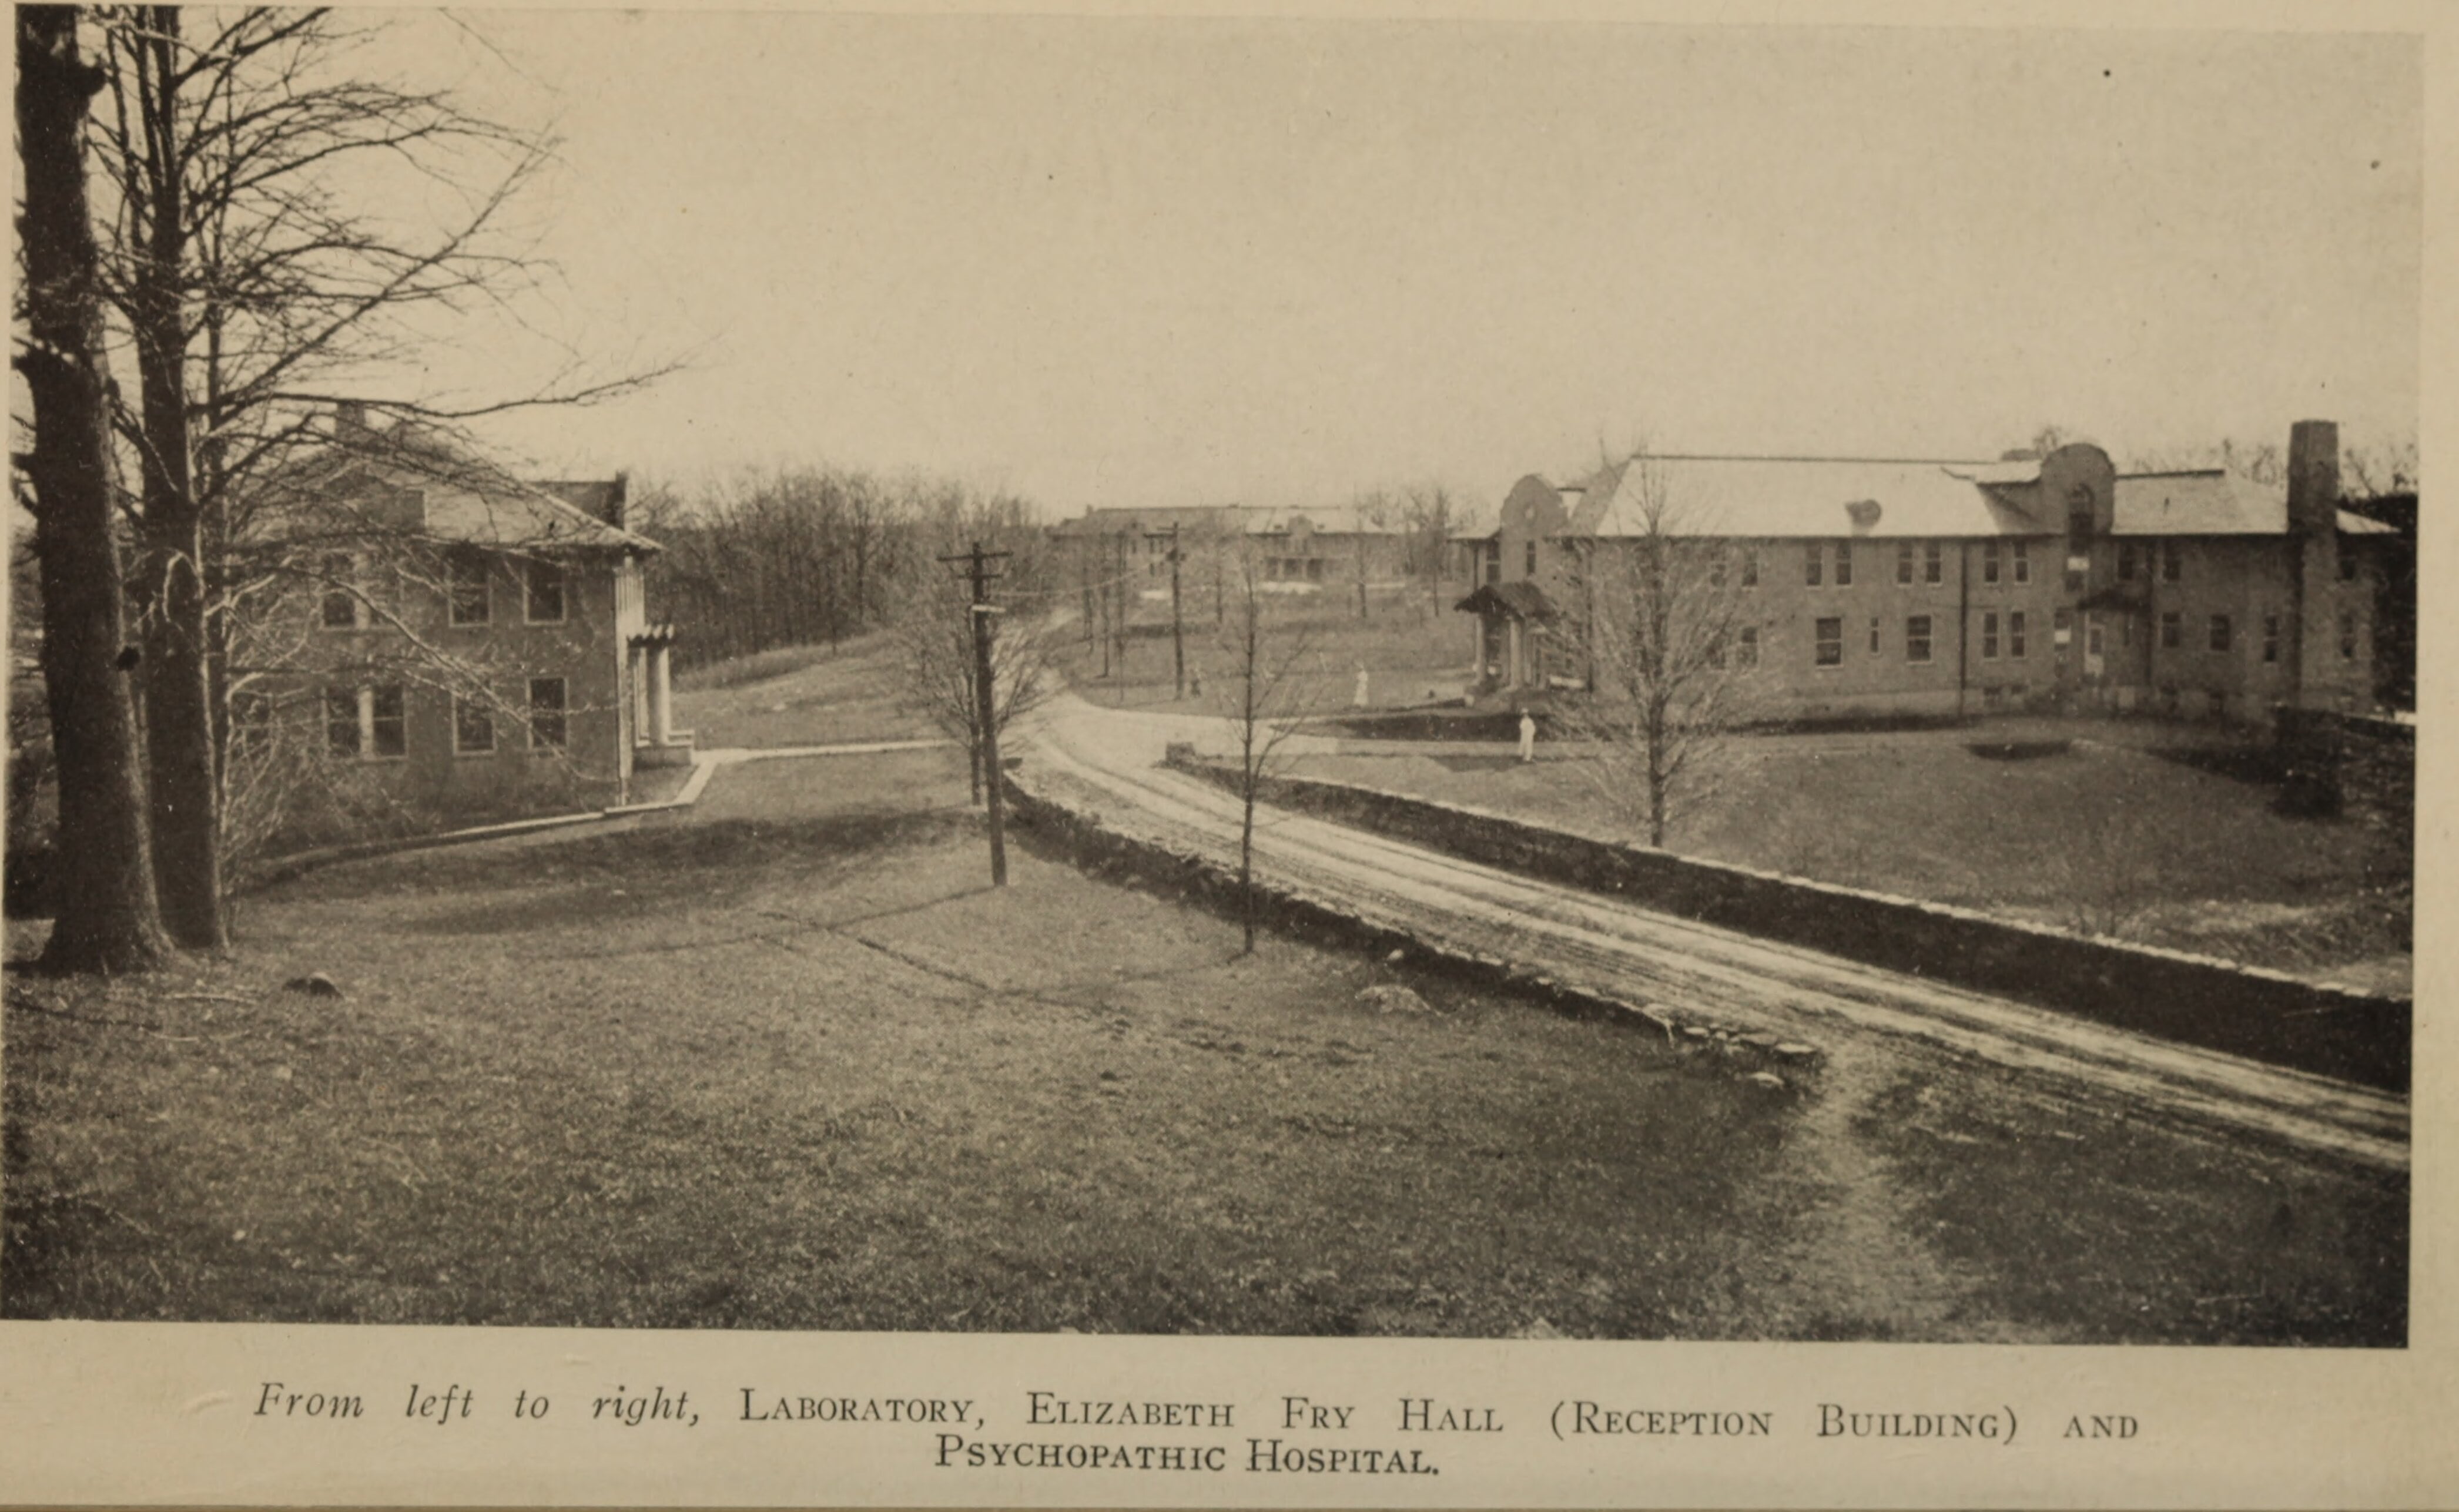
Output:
[[1644, 452, 2000, 466]]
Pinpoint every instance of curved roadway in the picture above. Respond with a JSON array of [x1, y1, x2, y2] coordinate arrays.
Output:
[[1021, 692, 2408, 1172]]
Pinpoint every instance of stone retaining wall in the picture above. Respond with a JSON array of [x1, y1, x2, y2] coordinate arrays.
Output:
[[1166, 756, 2410, 1092]]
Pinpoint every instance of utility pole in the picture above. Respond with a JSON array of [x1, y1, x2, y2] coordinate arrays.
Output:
[[938, 541, 1011, 886], [1169, 521, 1186, 699], [1113, 529, 1129, 679]]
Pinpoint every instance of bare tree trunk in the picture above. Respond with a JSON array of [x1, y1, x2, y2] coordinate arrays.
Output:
[[122, 5, 226, 948], [15, 3, 174, 973]]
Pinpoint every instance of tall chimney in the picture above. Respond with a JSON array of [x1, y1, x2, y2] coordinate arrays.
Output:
[[607, 471, 629, 530], [2287, 419, 2340, 536]]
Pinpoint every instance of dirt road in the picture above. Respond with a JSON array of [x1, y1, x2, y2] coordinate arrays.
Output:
[[1022, 693, 2407, 1172]]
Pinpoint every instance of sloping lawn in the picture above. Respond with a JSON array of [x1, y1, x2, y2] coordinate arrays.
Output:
[[1283, 730, 2410, 985], [2, 748, 2405, 1341], [673, 631, 937, 749]]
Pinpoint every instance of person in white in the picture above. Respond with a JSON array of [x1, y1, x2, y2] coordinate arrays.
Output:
[[1352, 666, 1371, 709], [1517, 710, 1537, 763]]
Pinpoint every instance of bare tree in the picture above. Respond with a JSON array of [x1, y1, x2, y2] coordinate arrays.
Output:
[[891, 529, 1056, 806], [1205, 547, 1324, 954], [1399, 481, 1465, 621], [78, 6, 675, 946], [12, 2, 175, 971], [1549, 450, 1763, 849]]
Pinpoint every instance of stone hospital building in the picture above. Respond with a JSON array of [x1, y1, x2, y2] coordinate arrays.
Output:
[[1457, 420, 2394, 725]]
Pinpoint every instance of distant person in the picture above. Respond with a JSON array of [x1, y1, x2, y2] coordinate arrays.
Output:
[[1518, 710, 1537, 763], [1353, 666, 1371, 709]]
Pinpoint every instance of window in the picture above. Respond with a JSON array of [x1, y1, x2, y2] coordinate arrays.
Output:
[[1523, 540, 1537, 575], [2161, 541, 2182, 582], [525, 558, 567, 623], [1982, 611, 2001, 660], [528, 676, 568, 749], [2008, 611, 2028, 659], [2088, 620, 2103, 656], [454, 696, 495, 755], [2012, 541, 2031, 584], [2339, 549, 2359, 583], [1905, 615, 1934, 663], [2160, 611, 2182, 649], [1305, 556, 1325, 582], [2118, 542, 2138, 582], [1805, 544, 1823, 588], [1710, 552, 1727, 588], [1982, 541, 2001, 585], [1736, 626, 1758, 667], [319, 553, 360, 629], [324, 686, 360, 757], [1924, 541, 1943, 585], [1834, 541, 1852, 586], [1813, 616, 1842, 666], [2208, 614, 2232, 653], [369, 685, 406, 757], [1483, 539, 1501, 585], [2263, 614, 2280, 664], [1739, 549, 1758, 588], [448, 552, 491, 626], [1896, 542, 1915, 585], [1868, 616, 1880, 653], [2340, 612, 2357, 661]]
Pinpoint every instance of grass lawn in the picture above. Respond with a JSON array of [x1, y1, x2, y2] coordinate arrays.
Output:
[[672, 631, 938, 750], [1050, 589, 1477, 717], [1, 746, 2404, 1341], [1281, 727, 2410, 986]]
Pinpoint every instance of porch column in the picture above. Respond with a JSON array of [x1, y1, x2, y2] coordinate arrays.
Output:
[[649, 643, 674, 745], [628, 645, 647, 742], [1506, 618, 1524, 688]]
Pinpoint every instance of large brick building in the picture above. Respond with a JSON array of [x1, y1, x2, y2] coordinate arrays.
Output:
[[1459, 420, 2394, 724], [244, 405, 688, 830]]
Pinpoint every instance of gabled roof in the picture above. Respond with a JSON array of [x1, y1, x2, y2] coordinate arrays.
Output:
[[277, 422, 658, 554], [1572, 455, 2020, 540], [1539, 452, 2387, 542], [2109, 471, 2283, 536]]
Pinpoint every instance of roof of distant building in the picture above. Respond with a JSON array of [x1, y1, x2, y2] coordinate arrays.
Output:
[[1538, 452, 2388, 541], [1051, 502, 1403, 537], [1572, 455, 2018, 540]]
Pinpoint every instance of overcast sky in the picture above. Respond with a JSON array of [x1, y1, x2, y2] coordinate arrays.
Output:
[[393, 12, 2420, 514]]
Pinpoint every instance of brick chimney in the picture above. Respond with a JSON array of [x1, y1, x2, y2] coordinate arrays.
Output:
[[607, 470, 629, 530], [2287, 419, 2340, 536]]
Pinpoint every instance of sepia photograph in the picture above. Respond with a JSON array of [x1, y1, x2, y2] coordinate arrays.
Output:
[[0, 0, 2441, 1503]]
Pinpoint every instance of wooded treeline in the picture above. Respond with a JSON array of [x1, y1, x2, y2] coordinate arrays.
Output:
[[631, 469, 1053, 673]]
